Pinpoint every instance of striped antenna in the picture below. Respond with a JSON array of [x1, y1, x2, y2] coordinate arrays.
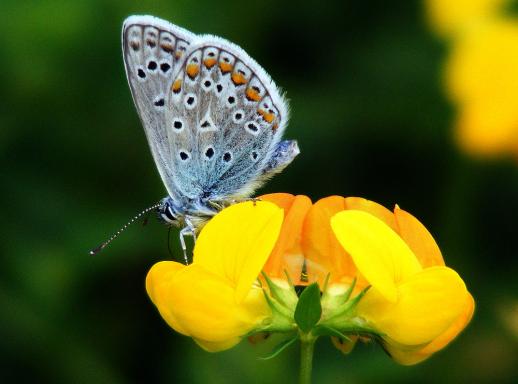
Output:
[[89, 202, 161, 255]]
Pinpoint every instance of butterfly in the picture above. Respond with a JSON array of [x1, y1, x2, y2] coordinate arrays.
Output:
[[120, 15, 299, 257]]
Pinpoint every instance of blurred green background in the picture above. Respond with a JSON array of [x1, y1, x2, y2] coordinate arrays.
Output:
[[1, 0, 518, 382]]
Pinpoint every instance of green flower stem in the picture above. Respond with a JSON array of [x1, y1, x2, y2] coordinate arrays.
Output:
[[299, 333, 316, 384]]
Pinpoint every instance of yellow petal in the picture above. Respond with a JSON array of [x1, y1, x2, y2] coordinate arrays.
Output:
[[383, 343, 432, 366], [394, 206, 445, 267], [146, 261, 189, 335], [193, 201, 284, 303], [331, 210, 422, 302], [357, 266, 469, 346], [418, 292, 475, 354], [385, 293, 474, 365], [152, 263, 270, 347], [194, 337, 242, 352]]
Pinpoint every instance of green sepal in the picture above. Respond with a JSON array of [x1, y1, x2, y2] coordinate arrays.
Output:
[[325, 284, 369, 323], [262, 272, 298, 310], [262, 288, 293, 320], [259, 335, 298, 360], [294, 282, 322, 333], [342, 277, 356, 302], [312, 325, 352, 342], [321, 277, 356, 309]]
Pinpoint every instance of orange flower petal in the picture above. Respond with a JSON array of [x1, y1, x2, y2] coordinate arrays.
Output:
[[343, 197, 398, 231], [302, 196, 357, 285], [302, 196, 396, 286], [394, 206, 445, 267], [261, 193, 312, 283], [331, 335, 358, 355]]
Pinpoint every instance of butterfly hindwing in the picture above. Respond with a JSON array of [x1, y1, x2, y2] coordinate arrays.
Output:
[[166, 36, 291, 202], [122, 16, 196, 199]]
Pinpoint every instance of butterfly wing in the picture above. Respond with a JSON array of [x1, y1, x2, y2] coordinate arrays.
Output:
[[165, 36, 296, 203], [122, 15, 197, 199]]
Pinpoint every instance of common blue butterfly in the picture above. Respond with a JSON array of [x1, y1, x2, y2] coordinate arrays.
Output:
[[107, 15, 299, 257]]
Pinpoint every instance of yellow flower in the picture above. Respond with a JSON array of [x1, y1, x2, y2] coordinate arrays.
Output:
[[146, 193, 473, 363], [261, 194, 473, 364], [446, 18, 518, 157], [425, 0, 507, 37], [146, 201, 284, 351], [331, 207, 474, 365]]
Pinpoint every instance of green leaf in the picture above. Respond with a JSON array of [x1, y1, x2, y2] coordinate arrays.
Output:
[[259, 336, 298, 360], [294, 282, 322, 332]]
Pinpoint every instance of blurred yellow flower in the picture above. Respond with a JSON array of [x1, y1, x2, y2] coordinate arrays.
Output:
[[146, 201, 284, 351], [426, 0, 518, 158], [425, 0, 507, 36], [331, 208, 474, 365], [446, 19, 518, 157]]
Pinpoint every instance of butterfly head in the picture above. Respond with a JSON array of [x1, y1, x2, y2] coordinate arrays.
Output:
[[157, 197, 184, 227]]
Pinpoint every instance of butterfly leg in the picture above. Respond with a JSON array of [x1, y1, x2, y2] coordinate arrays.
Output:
[[185, 217, 197, 242], [179, 218, 197, 264], [179, 226, 195, 264]]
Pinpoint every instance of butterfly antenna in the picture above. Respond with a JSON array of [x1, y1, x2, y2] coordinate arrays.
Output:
[[89, 202, 161, 255]]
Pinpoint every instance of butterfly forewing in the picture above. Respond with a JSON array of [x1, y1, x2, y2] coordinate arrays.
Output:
[[166, 37, 290, 201], [122, 16, 196, 198]]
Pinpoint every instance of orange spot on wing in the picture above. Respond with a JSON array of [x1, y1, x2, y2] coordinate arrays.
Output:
[[160, 43, 173, 53], [272, 122, 279, 132], [175, 51, 183, 59], [257, 109, 275, 123], [231, 72, 248, 86], [219, 61, 233, 74], [186, 63, 200, 79], [171, 79, 182, 94], [246, 87, 262, 102], [204, 58, 217, 68]]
